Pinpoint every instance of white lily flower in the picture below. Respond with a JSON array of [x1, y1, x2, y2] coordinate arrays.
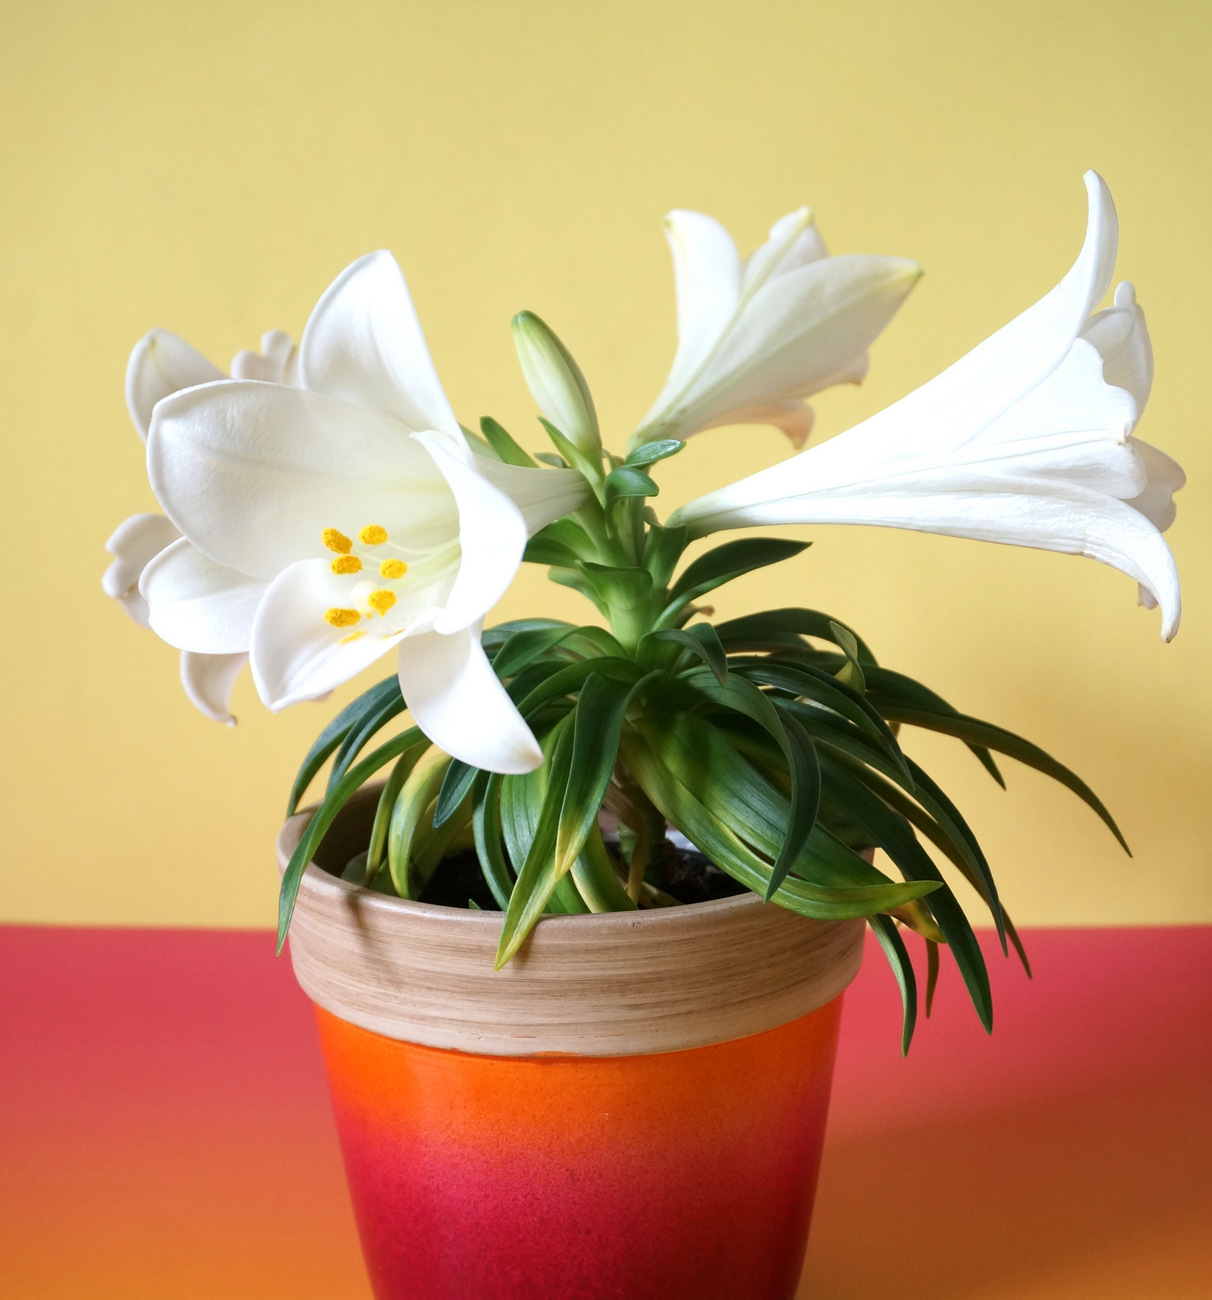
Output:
[[671, 173, 1184, 641], [105, 330, 297, 723], [629, 206, 921, 450], [146, 251, 590, 773]]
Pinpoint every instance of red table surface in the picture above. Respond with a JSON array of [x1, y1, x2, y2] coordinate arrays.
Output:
[[2, 924, 1210, 1300]]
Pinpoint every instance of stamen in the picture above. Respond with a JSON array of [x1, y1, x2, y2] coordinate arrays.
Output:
[[324, 608, 361, 628], [367, 589, 397, 616], [379, 559, 408, 580], [359, 525, 389, 545], [331, 555, 363, 575], [340, 630, 367, 644], [322, 528, 353, 554]]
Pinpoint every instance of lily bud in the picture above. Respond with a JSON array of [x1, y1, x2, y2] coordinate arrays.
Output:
[[511, 311, 601, 454]]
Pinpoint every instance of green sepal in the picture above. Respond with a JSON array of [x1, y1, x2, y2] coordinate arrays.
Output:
[[480, 416, 539, 467]]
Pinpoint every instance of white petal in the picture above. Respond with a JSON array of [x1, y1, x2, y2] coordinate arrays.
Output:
[[742, 207, 828, 291], [396, 625, 542, 773], [148, 380, 455, 579], [470, 454, 594, 534], [413, 433, 528, 635], [103, 512, 182, 626], [140, 538, 268, 653], [647, 211, 741, 413], [230, 330, 298, 384], [1127, 438, 1185, 532], [700, 401, 817, 448], [126, 330, 225, 442], [298, 250, 459, 435], [1080, 281, 1152, 416], [180, 651, 247, 726], [249, 560, 409, 710]]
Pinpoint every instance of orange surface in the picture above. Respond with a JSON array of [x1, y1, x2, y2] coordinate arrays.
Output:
[[2, 926, 1210, 1299]]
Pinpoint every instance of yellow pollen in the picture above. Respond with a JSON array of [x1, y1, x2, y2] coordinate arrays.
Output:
[[379, 559, 408, 580], [359, 525, 389, 545], [330, 555, 362, 575], [340, 630, 367, 644], [367, 589, 397, 616], [324, 607, 361, 628], [322, 528, 353, 555]]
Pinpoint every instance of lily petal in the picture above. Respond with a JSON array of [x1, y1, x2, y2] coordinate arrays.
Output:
[[126, 330, 225, 443], [470, 454, 594, 535], [148, 380, 454, 579], [231, 330, 298, 384], [298, 250, 459, 435], [741, 207, 829, 291], [249, 559, 413, 710], [180, 651, 248, 726], [103, 512, 182, 626], [140, 537, 268, 654], [396, 624, 543, 774], [1081, 281, 1152, 416], [413, 432, 528, 635], [671, 172, 1182, 641]]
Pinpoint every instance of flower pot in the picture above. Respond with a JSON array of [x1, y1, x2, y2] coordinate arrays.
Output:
[[278, 787, 865, 1300]]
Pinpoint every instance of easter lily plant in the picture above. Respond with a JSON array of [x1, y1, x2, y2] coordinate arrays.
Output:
[[106, 171, 1182, 1049]]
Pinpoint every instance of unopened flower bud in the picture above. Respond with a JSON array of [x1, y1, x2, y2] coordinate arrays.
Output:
[[511, 311, 601, 454]]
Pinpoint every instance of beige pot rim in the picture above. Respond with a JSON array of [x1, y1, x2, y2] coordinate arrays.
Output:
[[278, 785, 866, 1058]]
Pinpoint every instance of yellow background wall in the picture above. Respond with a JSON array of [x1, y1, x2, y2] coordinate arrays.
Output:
[[1, 0, 1208, 928]]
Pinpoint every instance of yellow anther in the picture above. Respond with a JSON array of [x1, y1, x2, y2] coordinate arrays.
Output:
[[359, 525, 389, 546], [330, 555, 363, 575], [322, 528, 353, 555], [379, 559, 408, 580], [340, 630, 367, 644], [367, 589, 397, 616], [324, 607, 361, 628]]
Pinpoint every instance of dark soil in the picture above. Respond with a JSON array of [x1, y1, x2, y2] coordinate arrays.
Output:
[[416, 841, 748, 911]]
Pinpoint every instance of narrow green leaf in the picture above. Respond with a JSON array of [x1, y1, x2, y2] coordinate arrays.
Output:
[[490, 624, 577, 680], [538, 417, 603, 490], [471, 771, 514, 910], [327, 689, 407, 795], [624, 438, 685, 468], [643, 522, 689, 590], [433, 759, 480, 829], [650, 625, 729, 684], [286, 676, 401, 816], [482, 617, 573, 650], [925, 940, 940, 1017], [366, 744, 428, 882], [714, 608, 877, 663], [870, 914, 918, 1055], [480, 416, 539, 467], [277, 725, 424, 950], [829, 620, 866, 693], [386, 745, 452, 898], [663, 539, 810, 618]]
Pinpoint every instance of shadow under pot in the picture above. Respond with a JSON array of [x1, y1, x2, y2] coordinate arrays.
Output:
[[278, 785, 865, 1300]]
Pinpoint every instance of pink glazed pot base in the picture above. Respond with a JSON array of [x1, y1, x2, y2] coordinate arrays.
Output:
[[317, 996, 844, 1300]]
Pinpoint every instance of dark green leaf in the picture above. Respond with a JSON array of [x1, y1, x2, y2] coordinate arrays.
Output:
[[432, 759, 479, 829], [869, 914, 918, 1056], [327, 689, 407, 795], [538, 417, 603, 489], [650, 625, 729, 684], [286, 676, 401, 816], [490, 625, 577, 680], [471, 771, 514, 910], [663, 539, 810, 616], [604, 465, 659, 504], [714, 608, 877, 663], [643, 522, 689, 589]]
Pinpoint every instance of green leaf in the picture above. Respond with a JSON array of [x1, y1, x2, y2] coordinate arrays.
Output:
[[490, 624, 577, 680], [471, 772, 514, 910], [621, 722, 938, 919], [650, 625, 729, 684], [480, 416, 539, 467], [643, 522, 689, 590], [277, 726, 424, 950], [604, 465, 659, 505], [663, 539, 810, 617], [569, 821, 636, 912], [538, 417, 603, 490], [715, 608, 877, 663], [829, 620, 866, 693], [925, 940, 940, 1017], [534, 451, 569, 469], [878, 705, 1128, 853], [286, 676, 401, 816], [554, 672, 655, 878], [482, 618, 573, 650], [624, 438, 685, 468], [327, 689, 407, 795], [386, 745, 453, 898], [869, 914, 918, 1055], [433, 759, 480, 829], [366, 744, 429, 883]]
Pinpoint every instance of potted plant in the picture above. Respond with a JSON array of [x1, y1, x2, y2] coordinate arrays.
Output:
[[105, 169, 1182, 1299]]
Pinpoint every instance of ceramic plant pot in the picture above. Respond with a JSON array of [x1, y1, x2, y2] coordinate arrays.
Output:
[[278, 788, 865, 1300]]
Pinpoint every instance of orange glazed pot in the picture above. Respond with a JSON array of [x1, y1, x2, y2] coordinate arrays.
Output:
[[278, 791, 865, 1300]]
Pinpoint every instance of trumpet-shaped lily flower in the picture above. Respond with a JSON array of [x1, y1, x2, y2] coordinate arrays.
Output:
[[629, 207, 921, 450], [672, 173, 1184, 641], [104, 329, 298, 723], [145, 251, 590, 773]]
